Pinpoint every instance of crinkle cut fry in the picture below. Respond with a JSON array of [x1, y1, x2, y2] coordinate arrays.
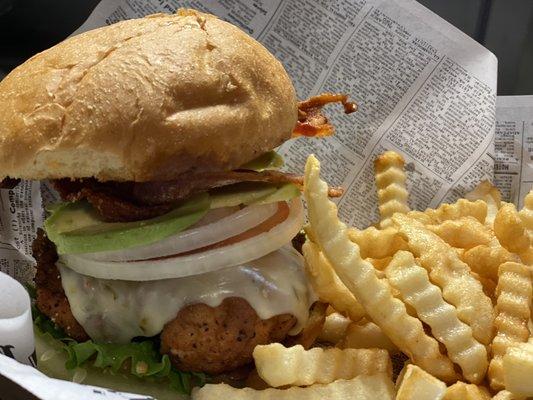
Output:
[[426, 217, 492, 250], [488, 261, 532, 391], [471, 271, 498, 300], [348, 226, 408, 259], [338, 319, 399, 353], [192, 373, 395, 400], [443, 382, 491, 400], [491, 390, 520, 400], [385, 250, 488, 383], [318, 312, 351, 344], [396, 364, 447, 400], [463, 238, 520, 282], [302, 240, 365, 323], [392, 213, 495, 346], [407, 199, 487, 225], [253, 343, 391, 387], [465, 180, 502, 226], [519, 189, 533, 236], [502, 341, 533, 397], [494, 202, 533, 264], [374, 151, 410, 228], [304, 155, 456, 382]]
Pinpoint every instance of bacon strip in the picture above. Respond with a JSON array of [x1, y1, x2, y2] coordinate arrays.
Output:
[[131, 170, 304, 205], [130, 170, 343, 205], [53, 180, 173, 222], [53, 170, 343, 222], [293, 93, 357, 138]]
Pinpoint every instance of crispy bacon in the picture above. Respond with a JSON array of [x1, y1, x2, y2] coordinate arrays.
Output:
[[53, 179, 173, 222], [293, 93, 357, 138], [130, 170, 343, 205], [130, 170, 305, 205], [53, 170, 343, 222]]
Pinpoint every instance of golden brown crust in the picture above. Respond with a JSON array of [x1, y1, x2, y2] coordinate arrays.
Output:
[[33, 229, 299, 374], [36, 287, 90, 342], [0, 10, 297, 181], [33, 229, 89, 341], [160, 297, 296, 374]]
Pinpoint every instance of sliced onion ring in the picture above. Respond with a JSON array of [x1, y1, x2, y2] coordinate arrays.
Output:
[[80, 202, 278, 262], [59, 198, 304, 281]]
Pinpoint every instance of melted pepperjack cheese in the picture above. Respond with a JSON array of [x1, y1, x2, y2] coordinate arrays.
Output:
[[58, 247, 316, 343]]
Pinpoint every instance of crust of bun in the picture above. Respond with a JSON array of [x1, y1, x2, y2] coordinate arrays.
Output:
[[0, 10, 297, 181]]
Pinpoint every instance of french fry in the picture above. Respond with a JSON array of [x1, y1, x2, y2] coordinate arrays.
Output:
[[338, 319, 399, 354], [367, 256, 392, 271], [407, 210, 433, 224], [374, 151, 410, 228], [385, 250, 488, 383], [426, 217, 492, 249], [253, 343, 391, 387], [465, 180, 501, 226], [502, 341, 533, 397], [348, 226, 408, 259], [488, 262, 532, 391], [443, 382, 491, 400], [192, 373, 395, 400], [392, 213, 495, 345], [304, 155, 456, 382], [471, 271, 497, 301], [463, 238, 520, 282], [410, 199, 487, 225], [318, 313, 351, 344], [302, 241, 365, 322], [395, 364, 446, 400], [518, 189, 533, 236], [494, 203, 533, 264], [453, 247, 465, 259], [491, 390, 523, 400]]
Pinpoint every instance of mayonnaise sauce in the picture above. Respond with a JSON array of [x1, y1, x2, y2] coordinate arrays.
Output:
[[59, 246, 316, 343]]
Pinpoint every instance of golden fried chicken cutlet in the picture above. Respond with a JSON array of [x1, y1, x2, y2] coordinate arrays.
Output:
[[162, 298, 296, 374], [34, 230, 298, 374]]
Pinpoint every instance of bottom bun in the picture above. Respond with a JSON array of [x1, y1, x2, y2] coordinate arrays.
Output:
[[35, 330, 189, 400]]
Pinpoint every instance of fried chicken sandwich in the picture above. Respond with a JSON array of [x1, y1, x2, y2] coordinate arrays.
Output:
[[0, 9, 354, 397]]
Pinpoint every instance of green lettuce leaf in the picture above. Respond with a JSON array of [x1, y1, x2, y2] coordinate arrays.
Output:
[[63, 340, 199, 394], [30, 286, 206, 395]]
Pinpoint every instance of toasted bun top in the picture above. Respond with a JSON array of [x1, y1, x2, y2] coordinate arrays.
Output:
[[0, 10, 297, 181]]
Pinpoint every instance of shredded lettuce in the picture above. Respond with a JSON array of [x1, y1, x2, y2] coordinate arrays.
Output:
[[30, 286, 205, 394]]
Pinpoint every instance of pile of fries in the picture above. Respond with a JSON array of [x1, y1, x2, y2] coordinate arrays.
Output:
[[193, 151, 533, 399]]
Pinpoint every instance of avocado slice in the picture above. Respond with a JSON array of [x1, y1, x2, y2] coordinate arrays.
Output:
[[239, 151, 284, 171], [44, 193, 210, 255], [209, 182, 300, 209], [251, 183, 301, 205], [209, 182, 278, 209]]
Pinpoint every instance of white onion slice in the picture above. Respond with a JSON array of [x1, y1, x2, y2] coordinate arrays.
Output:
[[80, 202, 278, 261], [59, 198, 304, 281]]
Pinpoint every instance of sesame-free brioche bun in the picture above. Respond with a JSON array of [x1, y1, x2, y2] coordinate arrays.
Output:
[[0, 10, 297, 182]]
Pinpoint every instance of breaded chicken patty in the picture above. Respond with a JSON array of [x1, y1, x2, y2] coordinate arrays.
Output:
[[33, 230, 297, 373], [33, 229, 89, 342], [161, 298, 296, 374]]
